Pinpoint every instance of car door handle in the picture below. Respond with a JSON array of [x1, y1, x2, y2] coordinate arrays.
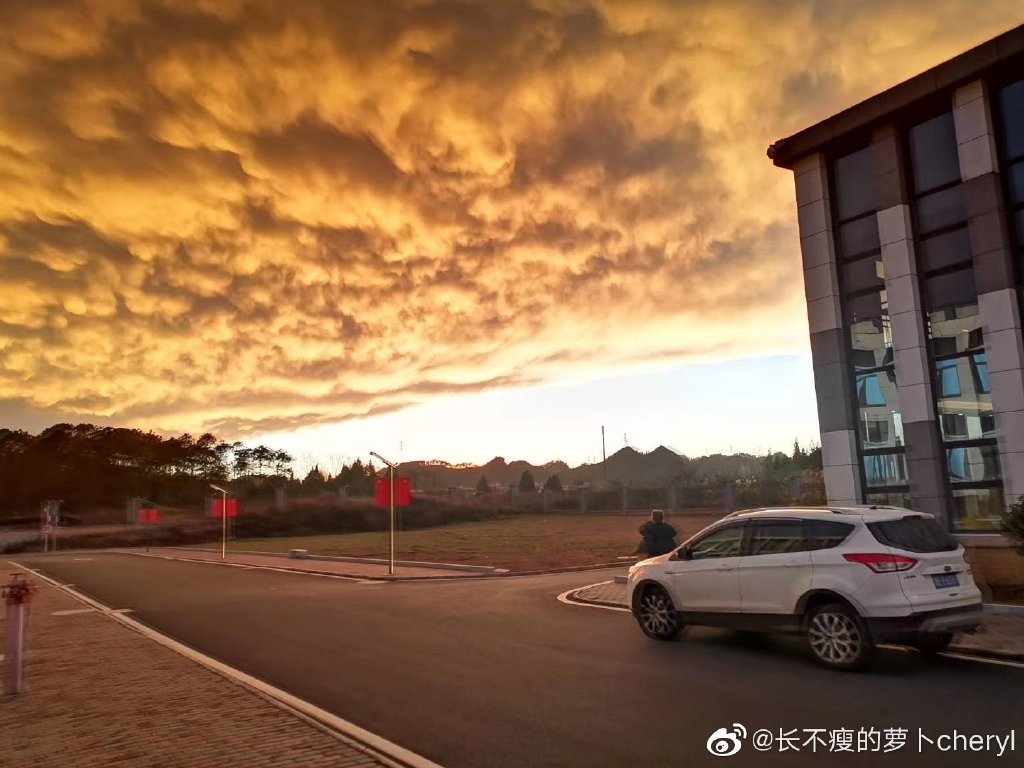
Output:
[[716, 564, 736, 571], [783, 560, 804, 567]]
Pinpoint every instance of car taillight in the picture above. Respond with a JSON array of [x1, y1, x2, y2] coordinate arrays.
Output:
[[843, 553, 918, 573]]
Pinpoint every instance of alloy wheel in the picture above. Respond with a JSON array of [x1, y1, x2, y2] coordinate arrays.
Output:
[[808, 610, 862, 665], [638, 589, 678, 638]]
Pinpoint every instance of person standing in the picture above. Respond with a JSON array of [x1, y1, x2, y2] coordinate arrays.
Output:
[[636, 509, 678, 557]]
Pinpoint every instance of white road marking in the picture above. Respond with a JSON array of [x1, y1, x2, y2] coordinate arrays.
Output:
[[52, 608, 95, 616], [10, 559, 446, 768], [556, 583, 630, 613]]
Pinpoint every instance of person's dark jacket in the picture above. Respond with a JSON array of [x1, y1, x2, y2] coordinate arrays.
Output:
[[638, 520, 678, 557]]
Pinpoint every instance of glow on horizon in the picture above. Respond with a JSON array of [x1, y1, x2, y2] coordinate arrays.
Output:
[[253, 352, 820, 475]]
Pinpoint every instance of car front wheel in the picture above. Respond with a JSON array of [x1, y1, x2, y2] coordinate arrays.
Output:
[[806, 603, 875, 670], [635, 585, 684, 641]]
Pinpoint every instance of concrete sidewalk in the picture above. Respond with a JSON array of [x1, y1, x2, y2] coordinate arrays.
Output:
[[572, 580, 1024, 660], [120, 547, 487, 580], [0, 580, 390, 767]]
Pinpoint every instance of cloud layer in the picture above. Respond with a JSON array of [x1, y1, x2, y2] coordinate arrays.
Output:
[[1, 0, 1021, 436]]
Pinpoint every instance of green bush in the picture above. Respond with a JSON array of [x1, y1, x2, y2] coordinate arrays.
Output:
[[1001, 498, 1024, 555]]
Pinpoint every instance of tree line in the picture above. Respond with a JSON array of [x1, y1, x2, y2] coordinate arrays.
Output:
[[0, 423, 293, 515], [300, 460, 379, 497]]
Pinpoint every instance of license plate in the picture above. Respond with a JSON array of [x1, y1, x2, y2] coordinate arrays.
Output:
[[932, 573, 959, 589]]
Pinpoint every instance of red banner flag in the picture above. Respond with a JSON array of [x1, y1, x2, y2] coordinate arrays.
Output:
[[212, 498, 239, 518], [139, 508, 160, 524], [375, 477, 411, 507]]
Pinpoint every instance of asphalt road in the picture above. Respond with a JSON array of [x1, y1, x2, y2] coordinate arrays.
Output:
[[12, 553, 1024, 768]]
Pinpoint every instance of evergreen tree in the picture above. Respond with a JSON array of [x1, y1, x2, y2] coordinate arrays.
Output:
[[543, 474, 563, 492], [518, 470, 536, 493]]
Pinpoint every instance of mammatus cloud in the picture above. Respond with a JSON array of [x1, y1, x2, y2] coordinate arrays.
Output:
[[0, 1, 1021, 437]]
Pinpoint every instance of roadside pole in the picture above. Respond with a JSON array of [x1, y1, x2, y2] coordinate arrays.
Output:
[[370, 452, 398, 576], [210, 484, 229, 560], [3, 573, 33, 695]]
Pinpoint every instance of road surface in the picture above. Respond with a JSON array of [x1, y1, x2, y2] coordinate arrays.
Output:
[[12, 553, 1023, 767]]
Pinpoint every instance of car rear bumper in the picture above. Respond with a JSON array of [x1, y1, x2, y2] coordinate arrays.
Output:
[[867, 603, 984, 641]]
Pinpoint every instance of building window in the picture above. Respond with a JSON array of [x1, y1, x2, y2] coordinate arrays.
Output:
[[909, 110, 1002, 532], [863, 451, 908, 487], [996, 79, 1024, 266], [935, 359, 961, 397], [831, 144, 907, 502]]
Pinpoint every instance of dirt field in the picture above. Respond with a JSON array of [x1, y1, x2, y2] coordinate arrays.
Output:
[[212, 510, 727, 571]]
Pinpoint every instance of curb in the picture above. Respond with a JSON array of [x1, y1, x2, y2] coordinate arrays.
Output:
[[946, 645, 1024, 663], [10, 559, 445, 768], [984, 602, 1024, 617], [118, 550, 630, 580], [491, 562, 630, 577], [158, 547, 498, 574], [565, 588, 630, 612], [115, 550, 491, 582]]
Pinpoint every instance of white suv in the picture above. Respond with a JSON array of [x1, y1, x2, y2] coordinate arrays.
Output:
[[626, 506, 983, 670]]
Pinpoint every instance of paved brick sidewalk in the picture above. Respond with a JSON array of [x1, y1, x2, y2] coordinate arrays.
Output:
[[0, 580, 389, 768], [573, 580, 1024, 658], [126, 548, 483, 579]]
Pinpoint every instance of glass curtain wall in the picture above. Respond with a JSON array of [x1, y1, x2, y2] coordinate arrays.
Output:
[[831, 146, 908, 505], [908, 111, 1003, 530]]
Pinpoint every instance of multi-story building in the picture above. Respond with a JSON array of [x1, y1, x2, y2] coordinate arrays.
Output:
[[769, 24, 1024, 532]]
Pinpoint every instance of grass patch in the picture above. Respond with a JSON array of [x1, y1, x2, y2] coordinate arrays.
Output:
[[202, 510, 726, 571]]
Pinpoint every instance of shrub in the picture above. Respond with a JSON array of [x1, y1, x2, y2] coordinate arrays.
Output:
[[1001, 498, 1024, 555]]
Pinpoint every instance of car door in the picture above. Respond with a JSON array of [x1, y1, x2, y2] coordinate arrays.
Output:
[[738, 519, 813, 615], [667, 521, 746, 613]]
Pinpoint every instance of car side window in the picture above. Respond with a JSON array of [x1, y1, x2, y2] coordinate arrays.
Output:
[[802, 520, 855, 550], [748, 521, 808, 555], [689, 524, 745, 560]]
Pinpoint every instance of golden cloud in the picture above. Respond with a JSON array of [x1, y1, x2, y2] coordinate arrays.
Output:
[[1, 0, 1021, 436]]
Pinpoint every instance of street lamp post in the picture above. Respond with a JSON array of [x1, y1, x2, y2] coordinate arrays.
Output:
[[369, 451, 397, 576], [210, 484, 228, 560]]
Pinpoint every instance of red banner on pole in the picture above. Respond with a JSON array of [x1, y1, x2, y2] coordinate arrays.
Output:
[[139, 508, 161, 524], [375, 477, 411, 507], [212, 499, 239, 518]]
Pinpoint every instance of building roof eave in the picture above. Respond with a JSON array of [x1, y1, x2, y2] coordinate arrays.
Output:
[[767, 22, 1024, 170]]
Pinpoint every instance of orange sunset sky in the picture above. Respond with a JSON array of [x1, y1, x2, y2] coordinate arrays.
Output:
[[2, 2, 1023, 466]]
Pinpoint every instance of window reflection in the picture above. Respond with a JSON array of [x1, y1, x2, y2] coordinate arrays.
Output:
[[856, 366, 903, 450], [928, 303, 982, 355], [946, 445, 1001, 483], [866, 491, 912, 508], [952, 487, 1004, 531], [863, 452, 908, 487]]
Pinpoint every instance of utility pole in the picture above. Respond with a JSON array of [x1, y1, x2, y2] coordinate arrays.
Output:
[[601, 426, 607, 488]]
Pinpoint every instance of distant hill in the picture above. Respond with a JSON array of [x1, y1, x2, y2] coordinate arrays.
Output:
[[397, 446, 764, 490]]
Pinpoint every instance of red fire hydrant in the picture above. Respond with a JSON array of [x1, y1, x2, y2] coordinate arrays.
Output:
[[3, 573, 34, 695]]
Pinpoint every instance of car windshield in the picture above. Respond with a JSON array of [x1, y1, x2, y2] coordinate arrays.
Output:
[[866, 517, 959, 553]]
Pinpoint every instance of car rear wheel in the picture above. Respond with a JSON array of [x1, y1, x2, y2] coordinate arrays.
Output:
[[912, 632, 954, 656], [806, 603, 875, 670], [635, 585, 683, 641]]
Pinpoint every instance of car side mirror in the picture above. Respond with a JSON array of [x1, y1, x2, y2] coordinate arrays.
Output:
[[673, 547, 691, 561]]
